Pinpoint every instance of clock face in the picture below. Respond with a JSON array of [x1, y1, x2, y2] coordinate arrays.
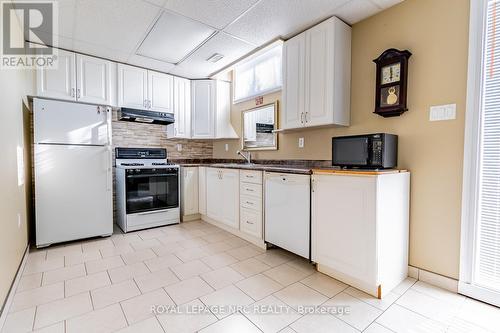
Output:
[[381, 63, 401, 84]]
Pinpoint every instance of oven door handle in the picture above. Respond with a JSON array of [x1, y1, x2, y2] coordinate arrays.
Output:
[[137, 210, 163, 216], [126, 173, 178, 178]]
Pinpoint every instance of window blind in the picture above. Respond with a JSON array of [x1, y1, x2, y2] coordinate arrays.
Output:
[[476, 0, 500, 290], [233, 44, 283, 103]]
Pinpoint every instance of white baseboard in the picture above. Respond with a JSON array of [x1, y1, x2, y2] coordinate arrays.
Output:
[[0, 245, 30, 331], [408, 265, 458, 293]]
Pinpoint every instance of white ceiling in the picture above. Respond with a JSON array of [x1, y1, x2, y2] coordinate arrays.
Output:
[[14, 0, 403, 79]]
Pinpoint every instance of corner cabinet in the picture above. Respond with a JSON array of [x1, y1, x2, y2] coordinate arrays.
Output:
[[167, 77, 191, 138], [282, 16, 351, 130], [117, 64, 173, 112], [37, 50, 115, 105], [206, 168, 240, 229], [311, 171, 410, 298], [191, 80, 238, 139]]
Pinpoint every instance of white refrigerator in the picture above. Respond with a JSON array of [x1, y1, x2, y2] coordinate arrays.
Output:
[[34, 98, 113, 247]]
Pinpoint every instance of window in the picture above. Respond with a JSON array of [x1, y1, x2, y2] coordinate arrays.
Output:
[[460, 0, 500, 307], [233, 43, 282, 103]]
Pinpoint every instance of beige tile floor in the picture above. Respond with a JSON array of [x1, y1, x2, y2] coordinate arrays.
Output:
[[2, 220, 500, 333]]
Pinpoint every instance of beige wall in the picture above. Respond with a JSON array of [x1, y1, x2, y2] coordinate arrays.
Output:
[[214, 0, 470, 279], [0, 19, 31, 306]]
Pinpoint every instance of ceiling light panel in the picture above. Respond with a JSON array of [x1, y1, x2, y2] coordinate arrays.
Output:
[[169, 32, 254, 78], [137, 11, 216, 64]]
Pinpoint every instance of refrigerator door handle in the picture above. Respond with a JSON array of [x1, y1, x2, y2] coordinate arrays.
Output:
[[106, 107, 112, 146], [106, 147, 112, 192]]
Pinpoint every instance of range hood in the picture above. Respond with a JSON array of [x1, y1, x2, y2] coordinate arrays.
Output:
[[118, 108, 175, 125]]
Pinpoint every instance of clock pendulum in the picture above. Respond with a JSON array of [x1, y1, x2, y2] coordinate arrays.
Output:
[[386, 87, 398, 105]]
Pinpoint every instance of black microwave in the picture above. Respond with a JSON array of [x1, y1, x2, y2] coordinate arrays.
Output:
[[332, 133, 398, 169]]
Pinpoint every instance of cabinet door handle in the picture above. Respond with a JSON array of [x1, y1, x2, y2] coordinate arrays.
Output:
[[144, 99, 148, 108], [71, 88, 75, 98], [300, 112, 305, 124], [77, 88, 81, 99], [305, 112, 309, 123]]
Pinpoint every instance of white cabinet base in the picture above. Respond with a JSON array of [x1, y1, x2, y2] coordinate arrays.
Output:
[[201, 215, 266, 250]]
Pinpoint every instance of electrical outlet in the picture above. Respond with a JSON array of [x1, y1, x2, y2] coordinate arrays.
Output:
[[176, 144, 182, 152], [430, 104, 456, 121], [298, 137, 305, 148], [225, 144, 229, 152]]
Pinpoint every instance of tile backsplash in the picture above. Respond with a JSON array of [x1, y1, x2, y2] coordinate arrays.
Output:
[[112, 111, 213, 160]]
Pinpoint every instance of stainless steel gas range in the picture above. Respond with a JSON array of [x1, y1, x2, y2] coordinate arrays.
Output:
[[115, 147, 180, 232]]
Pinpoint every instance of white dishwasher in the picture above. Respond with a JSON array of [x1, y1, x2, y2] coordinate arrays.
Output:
[[265, 172, 311, 259]]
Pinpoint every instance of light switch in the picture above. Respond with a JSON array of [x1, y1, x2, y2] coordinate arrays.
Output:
[[298, 137, 305, 148], [430, 104, 456, 121], [176, 143, 182, 152], [225, 144, 229, 152]]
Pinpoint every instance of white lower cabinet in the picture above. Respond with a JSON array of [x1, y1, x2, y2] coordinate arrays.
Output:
[[181, 167, 199, 219], [311, 171, 410, 298], [239, 170, 263, 239], [198, 166, 207, 215], [206, 168, 239, 229]]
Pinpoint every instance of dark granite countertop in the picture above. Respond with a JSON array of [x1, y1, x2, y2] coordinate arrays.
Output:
[[170, 159, 332, 175]]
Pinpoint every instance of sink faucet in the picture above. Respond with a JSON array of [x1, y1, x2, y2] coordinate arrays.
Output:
[[237, 150, 252, 164]]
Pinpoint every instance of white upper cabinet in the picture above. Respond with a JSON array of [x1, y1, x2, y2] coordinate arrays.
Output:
[[76, 54, 114, 105], [148, 71, 173, 113], [117, 64, 148, 109], [36, 49, 76, 102], [191, 80, 237, 139], [282, 33, 306, 129], [36, 49, 115, 105], [282, 17, 351, 130], [168, 77, 191, 138], [191, 80, 215, 139], [118, 64, 173, 112]]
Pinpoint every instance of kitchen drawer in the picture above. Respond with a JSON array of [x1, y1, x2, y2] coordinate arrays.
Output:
[[240, 207, 262, 238], [240, 170, 262, 184], [240, 195, 262, 211], [240, 182, 262, 198]]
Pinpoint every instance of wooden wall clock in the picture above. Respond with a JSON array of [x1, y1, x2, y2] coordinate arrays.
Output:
[[373, 48, 412, 117]]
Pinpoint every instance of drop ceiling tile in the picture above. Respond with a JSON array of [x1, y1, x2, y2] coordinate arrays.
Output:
[[137, 10, 216, 64], [163, 0, 260, 29], [370, 0, 404, 9], [72, 40, 130, 62], [169, 32, 255, 79], [73, 0, 161, 54], [223, 0, 350, 45], [27, 32, 74, 50], [128, 54, 176, 73], [333, 0, 381, 24], [142, 0, 167, 7]]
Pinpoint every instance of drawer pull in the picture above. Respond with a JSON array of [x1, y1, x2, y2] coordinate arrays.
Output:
[[246, 175, 254, 178], [246, 220, 254, 225], [246, 188, 254, 192], [246, 201, 253, 205]]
